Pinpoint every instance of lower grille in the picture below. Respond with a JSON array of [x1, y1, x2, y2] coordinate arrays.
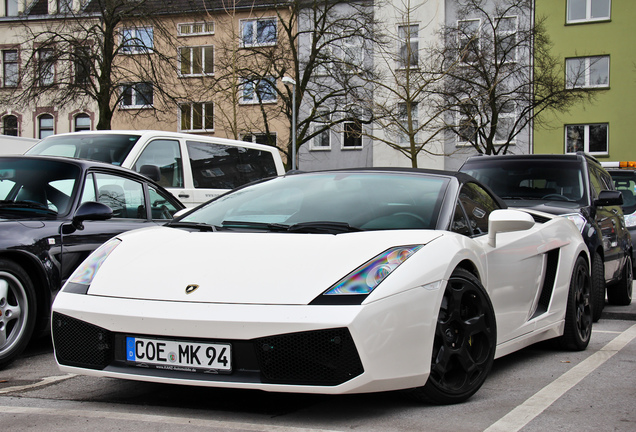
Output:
[[52, 312, 114, 369], [255, 328, 364, 385]]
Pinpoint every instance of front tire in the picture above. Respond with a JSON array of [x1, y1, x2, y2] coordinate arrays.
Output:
[[607, 256, 633, 306], [0, 259, 36, 369], [557, 255, 592, 351], [410, 268, 496, 404]]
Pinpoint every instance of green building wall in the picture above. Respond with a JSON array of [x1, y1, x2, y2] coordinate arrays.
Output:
[[533, 0, 636, 161]]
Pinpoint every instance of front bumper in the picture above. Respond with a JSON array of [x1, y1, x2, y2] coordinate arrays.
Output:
[[52, 286, 441, 394]]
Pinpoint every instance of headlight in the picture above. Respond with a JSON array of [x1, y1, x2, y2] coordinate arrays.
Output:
[[62, 238, 121, 294], [624, 211, 636, 228], [562, 213, 586, 232], [311, 245, 423, 305]]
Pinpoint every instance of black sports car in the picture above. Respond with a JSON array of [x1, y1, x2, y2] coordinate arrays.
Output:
[[0, 155, 184, 368]]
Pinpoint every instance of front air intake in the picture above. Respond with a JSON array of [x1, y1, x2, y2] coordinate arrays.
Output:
[[52, 312, 114, 369]]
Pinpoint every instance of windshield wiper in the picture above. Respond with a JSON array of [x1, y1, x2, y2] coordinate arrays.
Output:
[[221, 220, 289, 231], [0, 200, 58, 215], [166, 221, 220, 232], [286, 221, 363, 234]]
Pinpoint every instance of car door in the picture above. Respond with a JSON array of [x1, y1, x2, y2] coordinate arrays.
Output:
[[59, 170, 169, 283], [453, 182, 545, 344], [589, 165, 623, 280]]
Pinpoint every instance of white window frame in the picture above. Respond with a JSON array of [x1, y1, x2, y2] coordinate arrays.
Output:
[[121, 27, 154, 54], [341, 119, 363, 150], [2, 49, 18, 88], [74, 113, 91, 132], [567, 0, 611, 23], [239, 18, 277, 47], [37, 48, 55, 86], [397, 102, 419, 147], [120, 82, 153, 109], [38, 114, 55, 139], [457, 18, 481, 64], [239, 76, 277, 104], [493, 102, 517, 144], [495, 16, 518, 64], [398, 24, 419, 69], [5, 0, 18, 16], [179, 45, 214, 76], [178, 21, 214, 36], [179, 102, 214, 132], [565, 55, 610, 89], [309, 111, 331, 151], [565, 123, 608, 155]]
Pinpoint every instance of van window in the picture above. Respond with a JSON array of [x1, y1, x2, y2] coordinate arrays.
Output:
[[133, 139, 184, 188], [186, 140, 277, 190], [27, 134, 141, 166]]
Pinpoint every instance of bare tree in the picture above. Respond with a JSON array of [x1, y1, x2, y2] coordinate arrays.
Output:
[[433, 0, 594, 155], [4, 0, 197, 130]]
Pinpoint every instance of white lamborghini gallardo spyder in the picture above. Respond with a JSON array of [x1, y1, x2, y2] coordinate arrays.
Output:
[[51, 169, 592, 404]]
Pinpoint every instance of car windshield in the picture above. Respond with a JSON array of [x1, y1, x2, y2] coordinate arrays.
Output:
[[179, 172, 449, 232], [461, 159, 588, 205], [26, 134, 142, 166], [0, 158, 80, 217], [609, 171, 636, 214]]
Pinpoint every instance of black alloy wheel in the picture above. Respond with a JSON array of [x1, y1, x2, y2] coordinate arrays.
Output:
[[410, 268, 496, 404], [557, 255, 592, 350]]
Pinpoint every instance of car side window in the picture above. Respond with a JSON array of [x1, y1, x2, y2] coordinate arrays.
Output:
[[451, 202, 472, 236], [589, 166, 606, 200], [148, 186, 179, 219], [133, 139, 184, 188], [457, 182, 500, 236], [82, 173, 146, 219]]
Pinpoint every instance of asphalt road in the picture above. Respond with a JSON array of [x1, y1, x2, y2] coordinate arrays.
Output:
[[1, 295, 634, 432]]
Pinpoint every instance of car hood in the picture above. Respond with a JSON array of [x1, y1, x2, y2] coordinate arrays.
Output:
[[87, 226, 443, 305]]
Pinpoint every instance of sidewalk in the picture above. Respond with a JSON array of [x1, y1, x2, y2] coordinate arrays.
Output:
[[601, 284, 636, 321]]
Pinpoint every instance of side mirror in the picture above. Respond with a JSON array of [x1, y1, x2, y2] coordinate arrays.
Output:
[[488, 209, 535, 248], [62, 201, 113, 234], [139, 165, 161, 182], [595, 190, 623, 207]]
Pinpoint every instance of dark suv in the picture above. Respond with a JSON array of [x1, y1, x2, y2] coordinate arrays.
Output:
[[602, 162, 636, 269], [460, 153, 633, 320]]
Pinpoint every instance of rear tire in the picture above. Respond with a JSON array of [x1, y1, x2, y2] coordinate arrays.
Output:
[[607, 256, 633, 306], [409, 268, 496, 404], [0, 259, 36, 369], [557, 255, 592, 351], [591, 252, 605, 322]]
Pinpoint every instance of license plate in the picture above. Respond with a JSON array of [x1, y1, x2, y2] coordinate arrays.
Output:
[[126, 337, 231, 373]]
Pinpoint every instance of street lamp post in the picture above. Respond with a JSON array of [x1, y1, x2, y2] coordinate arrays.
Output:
[[282, 76, 297, 171]]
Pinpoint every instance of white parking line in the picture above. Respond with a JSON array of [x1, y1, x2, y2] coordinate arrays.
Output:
[[0, 373, 75, 394], [484, 324, 636, 432], [0, 404, 341, 432]]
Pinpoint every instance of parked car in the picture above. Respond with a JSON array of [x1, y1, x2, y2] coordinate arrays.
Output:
[[26, 130, 285, 207], [460, 153, 633, 320], [52, 168, 591, 404], [0, 155, 185, 368], [601, 161, 636, 272]]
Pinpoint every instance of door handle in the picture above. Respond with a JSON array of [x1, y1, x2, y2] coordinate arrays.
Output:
[[178, 193, 190, 198]]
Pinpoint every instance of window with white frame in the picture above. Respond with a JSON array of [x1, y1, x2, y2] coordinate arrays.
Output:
[[38, 114, 54, 139], [74, 113, 91, 131], [240, 18, 277, 47], [342, 119, 362, 149], [180, 102, 214, 131], [310, 111, 331, 150], [121, 82, 153, 108], [5, 0, 18, 16], [398, 25, 419, 69], [37, 48, 55, 86], [398, 102, 418, 147], [457, 19, 480, 64], [567, 0, 611, 23], [178, 22, 214, 36], [566, 123, 608, 154], [566, 56, 609, 89], [494, 101, 516, 143], [121, 27, 154, 54], [495, 16, 518, 63], [337, 36, 364, 74], [57, 0, 72, 14], [2, 50, 18, 87], [241, 133, 276, 146], [179, 46, 214, 76], [240, 77, 276, 104]]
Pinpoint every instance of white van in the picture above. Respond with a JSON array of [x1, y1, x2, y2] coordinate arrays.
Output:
[[26, 130, 285, 207]]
